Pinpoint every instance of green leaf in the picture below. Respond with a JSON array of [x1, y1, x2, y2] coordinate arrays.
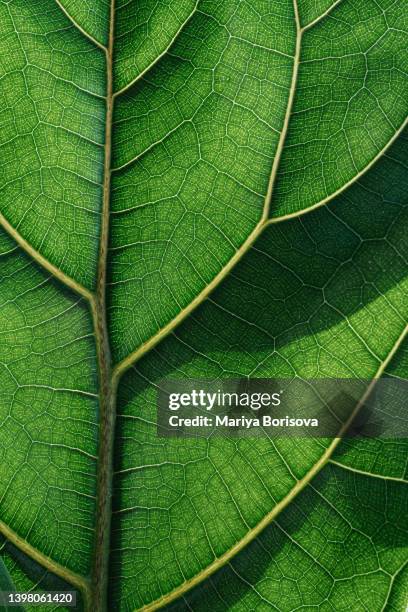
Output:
[[0, 548, 24, 612], [169, 461, 408, 611], [0, 537, 82, 612], [111, 130, 408, 611], [0, 1, 406, 612], [167, 345, 408, 611]]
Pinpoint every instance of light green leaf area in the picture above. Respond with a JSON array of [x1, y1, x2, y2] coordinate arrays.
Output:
[[109, 0, 296, 359], [113, 0, 198, 93], [0, 0, 105, 289], [0, 1, 406, 612]]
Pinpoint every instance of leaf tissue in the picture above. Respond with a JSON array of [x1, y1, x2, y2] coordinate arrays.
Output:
[[0, 0, 407, 611]]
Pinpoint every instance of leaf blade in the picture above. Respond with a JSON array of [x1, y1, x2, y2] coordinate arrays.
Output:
[[110, 129, 408, 610], [0, 232, 98, 582], [0, 3, 406, 611]]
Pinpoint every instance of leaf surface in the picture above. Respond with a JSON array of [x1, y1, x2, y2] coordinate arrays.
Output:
[[167, 344, 408, 611], [0, 1, 406, 611], [111, 130, 408, 610], [0, 550, 24, 612]]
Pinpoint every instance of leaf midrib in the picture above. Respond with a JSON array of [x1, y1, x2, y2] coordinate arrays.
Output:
[[91, 1, 116, 609]]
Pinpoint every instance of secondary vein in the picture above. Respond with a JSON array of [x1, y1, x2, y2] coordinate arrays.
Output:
[[266, 116, 408, 226], [0, 519, 92, 609], [0, 212, 93, 302], [54, 0, 107, 51]]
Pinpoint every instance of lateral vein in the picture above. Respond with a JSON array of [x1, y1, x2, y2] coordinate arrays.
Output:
[[54, 0, 107, 51], [301, 0, 344, 32], [112, 219, 265, 380], [262, 0, 301, 218], [267, 116, 408, 226], [0, 212, 94, 302], [0, 519, 92, 607], [328, 460, 408, 483]]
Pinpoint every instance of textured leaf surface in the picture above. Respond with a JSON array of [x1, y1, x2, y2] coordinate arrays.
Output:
[[0, 232, 98, 576], [111, 131, 408, 610], [0, 536, 80, 612], [0, 548, 24, 612], [171, 462, 408, 611], [0, 1, 407, 611], [168, 347, 408, 611]]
